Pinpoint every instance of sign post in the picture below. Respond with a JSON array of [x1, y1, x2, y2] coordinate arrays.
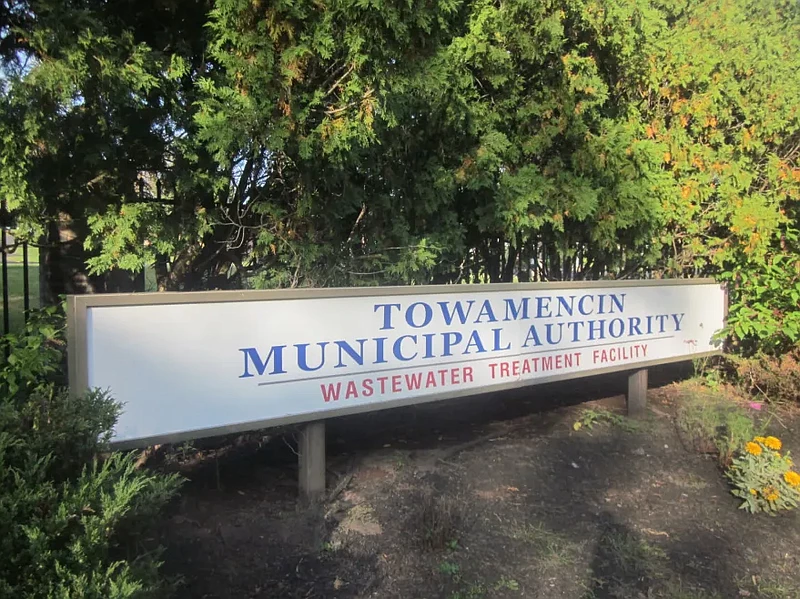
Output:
[[627, 368, 648, 417]]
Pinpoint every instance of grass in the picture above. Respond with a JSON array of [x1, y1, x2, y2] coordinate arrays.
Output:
[[0, 245, 40, 333], [511, 522, 584, 576], [675, 383, 763, 466]]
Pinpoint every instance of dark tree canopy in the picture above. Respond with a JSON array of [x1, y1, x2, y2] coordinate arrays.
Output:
[[1, 0, 799, 354]]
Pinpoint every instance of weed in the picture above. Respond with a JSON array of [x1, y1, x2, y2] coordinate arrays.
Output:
[[439, 561, 460, 576], [602, 531, 667, 579], [573, 407, 637, 432], [493, 576, 520, 591], [449, 582, 485, 599], [676, 386, 762, 466], [446, 539, 459, 551], [415, 490, 467, 550]]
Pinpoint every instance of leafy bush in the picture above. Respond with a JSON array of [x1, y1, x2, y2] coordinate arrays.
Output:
[[0, 310, 182, 597], [727, 437, 800, 515]]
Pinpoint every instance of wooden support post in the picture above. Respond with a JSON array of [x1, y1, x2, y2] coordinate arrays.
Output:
[[627, 369, 648, 417], [298, 421, 326, 504]]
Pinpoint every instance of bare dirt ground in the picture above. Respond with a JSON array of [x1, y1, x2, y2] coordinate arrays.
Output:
[[159, 366, 800, 599]]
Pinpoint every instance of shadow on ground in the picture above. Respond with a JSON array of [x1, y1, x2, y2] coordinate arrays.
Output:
[[159, 363, 800, 598]]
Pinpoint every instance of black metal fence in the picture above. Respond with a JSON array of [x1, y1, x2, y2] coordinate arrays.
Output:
[[1, 200, 33, 336]]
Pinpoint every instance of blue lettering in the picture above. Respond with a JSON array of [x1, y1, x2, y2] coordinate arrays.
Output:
[[608, 318, 625, 338], [629, 317, 642, 335], [503, 298, 529, 321], [393, 335, 418, 361], [464, 330, 486, 354], [475, 300, 498, 323], [492, 328, 511, 351], [536, 296, 552, 318], [335, 339, 366, 368], [239, 346, 286, 378], [374, 303, 401, 330], [566, 321, 584, 342], [438, 300, 475, 325], [406, 302, 433, 328], [522, 325, 543, 348], [578, 295, 593, 316], [296, 342, 328, 372], [556, 296, 575, 318], [587, 320, 605, 340], [373, 337, 388, 364], [442, 332, 463, 356], [610, 293, 626, 314], [672, 313, 685, 331], [422, 333, 436, 358], [545, 323, 563, 344]]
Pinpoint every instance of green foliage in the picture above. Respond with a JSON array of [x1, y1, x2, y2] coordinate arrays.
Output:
[[2, 0, 799, 357], [726, 437, 800, 515], [573, 407, 636, 432], [676, 386, 761, 467], [0, 314, 182, 597]]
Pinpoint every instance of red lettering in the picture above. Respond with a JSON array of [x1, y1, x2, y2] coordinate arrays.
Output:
[[512, 360, 520, 377], [321, 383, 341, 402], [463, 366, 474, 383], [522, 360, 531, 374], [345, 380, 358, 399], [500, 362, 510, 377], [392, 375, 402, 393], [438, 369, 448, 385], [641, 344, 648, 357], [451, 368, 460, 384], [405, 372, 423, 390], [362, 378, 374, 397], [542, 356, 553, 370], [426, 371, 437, 388], [378, 376, 389, 393], [555, 354, 563, 369], [489, 363, 498, 378]]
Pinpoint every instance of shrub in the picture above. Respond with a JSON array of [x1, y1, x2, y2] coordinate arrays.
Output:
[[0, 310, 182, 597], [731, 348, 800, 405], [726, 436, 800, 515], [675, 385, 761, 467]]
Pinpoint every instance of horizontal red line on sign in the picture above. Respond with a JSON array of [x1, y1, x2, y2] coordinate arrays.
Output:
[[255, 335, 675, 387]]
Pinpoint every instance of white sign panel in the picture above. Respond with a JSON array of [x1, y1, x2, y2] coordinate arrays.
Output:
[[72, 282, 726, 446]]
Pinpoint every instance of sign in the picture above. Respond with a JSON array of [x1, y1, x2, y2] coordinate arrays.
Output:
[[67, 281, 726, 448]]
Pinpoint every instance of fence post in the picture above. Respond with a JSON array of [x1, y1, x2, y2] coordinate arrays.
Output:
[[298, 421, 326, 504], [627, 369, 648, 417]]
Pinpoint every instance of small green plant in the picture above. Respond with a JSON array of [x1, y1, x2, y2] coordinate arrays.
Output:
[[446, 538, 459, 551], [726, 436, 800, 514], [494, 576, 520, 591], [439, 561, 460, 576], [573, 408, 635, 432]]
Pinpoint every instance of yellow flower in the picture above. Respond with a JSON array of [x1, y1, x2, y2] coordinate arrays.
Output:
[[753, 436, 767, 444], [784, 471, 800, 487], [746, 442, 763, 456], [763, 486, 779, 502], [764, 437, 782, 451], [749, 488, 758, 496]]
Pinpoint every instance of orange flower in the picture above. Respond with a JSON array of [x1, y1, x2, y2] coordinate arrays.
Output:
[[763, 486, 779, 502], [784, 471, 800, 487], [753, 436, 766, 444], [764, 437, 782, 451], [746, 442, 763, 456]]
